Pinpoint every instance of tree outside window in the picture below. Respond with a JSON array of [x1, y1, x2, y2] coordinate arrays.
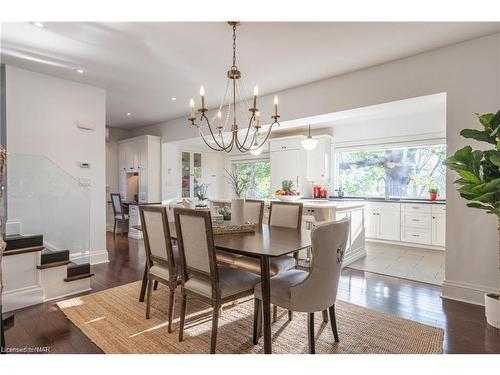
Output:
[[232, 160, 272, 199], [337, 144, 446, 198]]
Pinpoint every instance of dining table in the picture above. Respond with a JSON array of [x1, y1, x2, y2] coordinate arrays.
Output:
[[136, 221, 311, 354]]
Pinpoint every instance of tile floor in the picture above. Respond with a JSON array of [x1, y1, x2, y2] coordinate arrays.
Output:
[[347, 241, 445, 285]]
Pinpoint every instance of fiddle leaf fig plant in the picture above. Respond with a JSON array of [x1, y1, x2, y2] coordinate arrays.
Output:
[[443, 110, 500, 278]]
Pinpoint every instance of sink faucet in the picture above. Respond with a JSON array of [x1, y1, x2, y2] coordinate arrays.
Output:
[[376, 176, 387, 197]]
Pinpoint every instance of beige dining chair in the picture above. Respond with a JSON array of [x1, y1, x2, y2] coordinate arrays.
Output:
[[174, 208, 260, 354], [253, 218, 350, 354], [140, 205, 180, 333], [110, 193, 128, 235], [234, 201, 303, 320], [245, 199, 264, 225]]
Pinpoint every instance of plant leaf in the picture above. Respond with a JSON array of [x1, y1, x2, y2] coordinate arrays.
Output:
[[460, 129, 496, 144], [458, 170, 481, 184]]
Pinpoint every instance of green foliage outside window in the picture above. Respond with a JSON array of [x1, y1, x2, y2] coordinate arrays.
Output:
[[232, 160, 272, 199]]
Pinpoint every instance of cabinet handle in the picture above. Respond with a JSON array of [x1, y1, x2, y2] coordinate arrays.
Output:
[[411, 234, 420, 237], [432, 216, 436, 219], [411, 219, 420, 222], [412, 207, 420, 209]]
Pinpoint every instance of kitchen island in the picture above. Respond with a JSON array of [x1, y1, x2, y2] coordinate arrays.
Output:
[[209, 198, 366, 266]]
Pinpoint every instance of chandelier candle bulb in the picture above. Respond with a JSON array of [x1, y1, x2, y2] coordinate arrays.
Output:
[[273, 96, 279, 117], [253, 86, 259, 108], [217, 110, 222, 128], [200, 86, 205, 109], [189, 98, 195, 118]]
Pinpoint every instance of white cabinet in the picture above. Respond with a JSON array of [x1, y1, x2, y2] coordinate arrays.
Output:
[[431, 205, 446, 247], [306, 136, 331, 181], [365, 203, 401, 241], [401, 203, 432, 245], [270, 148, 306, 193], [118, 135, 161, 203]]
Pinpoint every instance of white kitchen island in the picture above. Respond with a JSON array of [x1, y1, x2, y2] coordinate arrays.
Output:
[[209, 198, 366, 267]]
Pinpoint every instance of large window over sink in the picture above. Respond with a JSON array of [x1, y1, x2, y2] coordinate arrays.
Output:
[[232, 159, 272, 199], [335, 143, 446, 198]]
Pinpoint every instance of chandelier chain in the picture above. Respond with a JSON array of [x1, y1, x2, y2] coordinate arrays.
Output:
[[232, 23, 237, 69]]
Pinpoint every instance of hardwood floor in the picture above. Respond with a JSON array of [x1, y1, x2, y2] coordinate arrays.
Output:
[[3, 232, 500, 354]]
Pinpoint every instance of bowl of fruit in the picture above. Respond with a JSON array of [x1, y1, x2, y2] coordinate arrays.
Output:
[[274, 180, 302, 202]]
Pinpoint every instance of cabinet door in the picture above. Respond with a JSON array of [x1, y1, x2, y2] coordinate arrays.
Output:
[[180, 151, 191, 198], [365, 210, 378, 238], [138, 139, 148, 169], [378, 210, 401, 241], [432, 213, 446, 247], [306, 138, 330, 181], [138, 168, 148, 203], [126, 142, 138, 170], [118, 143, 127, 171], [270, 150, 301, 192]]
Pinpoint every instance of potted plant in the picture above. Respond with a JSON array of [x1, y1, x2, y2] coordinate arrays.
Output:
[[428, 187, 439, 201], [444, 110, 500, 329], [195, 182, 210, 208], [224, 168, 250, 224], [217, 206, 231, 221]]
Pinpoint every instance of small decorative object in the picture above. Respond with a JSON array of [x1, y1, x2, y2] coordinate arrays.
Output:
[[217, 206, 231, 221], [444, 110, 500, 329], [195, 183, 210, 207], [275, 179, 302, 201], [337, 187, 345, 198], [428, 187, 439, 201]]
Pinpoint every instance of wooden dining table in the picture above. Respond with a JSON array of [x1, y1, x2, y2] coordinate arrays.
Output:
[[136, 222, 311, 354]]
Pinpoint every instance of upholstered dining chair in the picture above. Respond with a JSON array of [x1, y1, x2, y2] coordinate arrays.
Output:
[[253, 218, 350, 354], [139, 205, 180, 333], [110, 193, 128, 235], [233, 201, 303, 320], [245, 199, 264, 225], [174, 208, 260, 354]]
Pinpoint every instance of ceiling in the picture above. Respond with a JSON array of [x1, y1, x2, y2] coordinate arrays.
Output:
[[1, 22, 499, 129]]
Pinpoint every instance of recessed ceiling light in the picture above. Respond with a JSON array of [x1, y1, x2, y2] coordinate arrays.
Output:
[[126, 112, 132, 117], [171, 97, 177, 101], [30, 21, 45, 28], [75, 68, 84, 74]]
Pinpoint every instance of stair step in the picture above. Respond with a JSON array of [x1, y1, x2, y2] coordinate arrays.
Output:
[[64, 272, 94, 282], [37, 260, 72, 269], [5, 234, 43, 250], [41, 249, 70, 265], [3, 245, 44, 257]]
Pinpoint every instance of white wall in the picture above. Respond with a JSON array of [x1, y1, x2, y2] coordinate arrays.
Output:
[[131, 33, 500, 305], [6, 66, 108, 264]]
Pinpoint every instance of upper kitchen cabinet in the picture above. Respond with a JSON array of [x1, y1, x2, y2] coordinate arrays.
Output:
[[305, 135, 332, 181], [269, 136, 307, 193], [118, 135, 161, 203]]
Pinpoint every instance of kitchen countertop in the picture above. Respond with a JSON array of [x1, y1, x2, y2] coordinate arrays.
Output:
[[209, 198, 365, 210], [326, 197, 446, 205]]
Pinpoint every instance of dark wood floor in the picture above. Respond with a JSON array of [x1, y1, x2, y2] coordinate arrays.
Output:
[[4, 232, 500, 354]]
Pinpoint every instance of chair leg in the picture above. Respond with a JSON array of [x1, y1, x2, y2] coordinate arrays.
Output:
[[210, 306, 219, 354], [288, 310, 293, 321], [153, 281, 159, 290], [145, 279, 153, 319], [307, 312, 315, 354], [113, 219, 117, 234], [328, 304, 339, 342], [253, 298, 262, 345], [322, 309, 329, 323], [178, 293, 187, 342], [272, 305, 278, 322], [167, 287, 175, 333]]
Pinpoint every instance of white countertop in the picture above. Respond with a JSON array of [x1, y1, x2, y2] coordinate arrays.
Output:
[[209, 198, 364, 211]]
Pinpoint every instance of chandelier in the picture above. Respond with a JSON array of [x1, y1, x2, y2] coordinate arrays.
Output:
[[188, 22, 280, 154]]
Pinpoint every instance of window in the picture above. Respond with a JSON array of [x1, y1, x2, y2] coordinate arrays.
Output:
[[232, 159, 272, 199], [336, 143, 446, 198]]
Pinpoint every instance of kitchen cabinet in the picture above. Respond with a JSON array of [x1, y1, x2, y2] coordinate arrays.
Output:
[[118, 135, 161, 203], [270, 148, 306, 193], [431, 205, 446, 247], [365, 202, 401, 241], [306, 136, 331, 181], [180, 151, 203, 198]]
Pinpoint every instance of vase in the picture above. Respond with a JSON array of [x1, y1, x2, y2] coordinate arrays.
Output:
[[231, 198, 245, 225]]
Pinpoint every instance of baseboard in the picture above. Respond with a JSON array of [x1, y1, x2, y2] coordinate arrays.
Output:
[[367, 238, 445, 252], [2, 285, 44, 313], [89, 249, 109, 265], [442, 279, 498, 306]]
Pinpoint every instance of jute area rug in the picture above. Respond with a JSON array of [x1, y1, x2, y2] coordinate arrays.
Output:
[[57, 281, 444, 354]]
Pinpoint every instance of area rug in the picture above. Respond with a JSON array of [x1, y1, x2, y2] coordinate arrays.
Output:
[[57, 281, 444, 354]]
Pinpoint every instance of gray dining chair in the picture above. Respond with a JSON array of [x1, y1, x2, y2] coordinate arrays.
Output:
[[111, 193, 128, 235], [245, 199, 264, 225], [253, 218, 350, 354], [174, 208, 260, 354], [234, 201, 303, 320], [140, 205, 180, 333]]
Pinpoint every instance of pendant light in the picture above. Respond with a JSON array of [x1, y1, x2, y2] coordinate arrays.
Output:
[[301, 124, 318, 150]]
